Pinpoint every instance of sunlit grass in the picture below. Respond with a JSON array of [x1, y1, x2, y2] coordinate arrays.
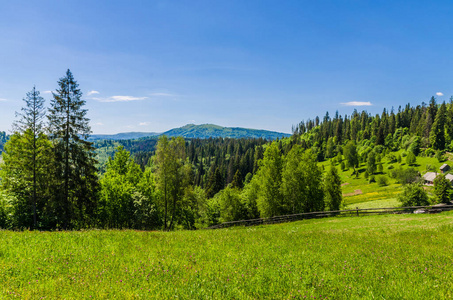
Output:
[[2, 212, 453, 298]]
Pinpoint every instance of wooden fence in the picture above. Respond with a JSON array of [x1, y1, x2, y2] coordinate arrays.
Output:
[[206, 204, 453, 229]]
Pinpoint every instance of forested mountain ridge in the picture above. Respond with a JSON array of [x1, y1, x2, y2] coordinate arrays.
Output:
[[89, 132, 160, 141], [161, 124, 290, 139], [90, 124, 290, 141]]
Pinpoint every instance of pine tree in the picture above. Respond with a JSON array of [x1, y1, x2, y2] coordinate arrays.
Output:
[[15, 87, 48, 228], [47, 69, 98, 228], [429, 102, 447, 150]]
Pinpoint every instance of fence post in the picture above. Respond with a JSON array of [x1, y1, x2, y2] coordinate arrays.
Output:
[[356, 207, 359, 217]]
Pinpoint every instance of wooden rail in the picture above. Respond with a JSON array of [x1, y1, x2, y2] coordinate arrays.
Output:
[[206, 204, 453, 229]]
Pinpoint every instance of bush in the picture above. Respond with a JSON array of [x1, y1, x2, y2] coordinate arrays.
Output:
[[387, 153, 397, 163], [406, 152, 416, 166], [376, 175, 389, 187], [398, 183, 430, 207], [425, 148, 435, 157], [369, 175, 376, 183], [393, 167, 420, 184], [436, 151, 446, 163]]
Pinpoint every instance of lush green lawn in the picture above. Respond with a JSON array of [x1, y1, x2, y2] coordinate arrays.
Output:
[[2, 212, 453, 299]]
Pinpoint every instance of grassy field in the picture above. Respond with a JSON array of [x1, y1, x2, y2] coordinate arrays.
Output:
[[2, 212, 453, 299]]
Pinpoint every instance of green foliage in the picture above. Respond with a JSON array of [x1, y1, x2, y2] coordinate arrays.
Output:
[[99, 146, 159, 229], [324, 163, 342, 211], [433, 174, 452, 204], [398, 183, 430, 206], [280, 147, 324, 215], [366, 151, 376, 174], [406, 151, 416, 166], [343, 141, 359, 170], [390, 167, 419, 185], [376, 175, 389, 187], [215, 187, 247, 222], [154, 136, 190, 230], [255, 142, 283, 217], [47, 70, 99, 229]]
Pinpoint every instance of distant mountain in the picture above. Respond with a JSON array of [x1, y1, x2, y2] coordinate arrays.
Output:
[[161, 124, 290, 140], [90, 124, 290, 141], [89, 132, 159, 141]]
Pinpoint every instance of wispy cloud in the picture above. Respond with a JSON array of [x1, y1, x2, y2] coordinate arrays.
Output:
[[150, 92, 174, 97], [94, 122, 104, 126], [92, 95, 148, 103], [436, 92, 444, 96], [43, 90, 53, 94], [341, 101, 372, 106], [139, 122, 150, 126], [0, 98, 7, 101], [87, 90, 100, 96]]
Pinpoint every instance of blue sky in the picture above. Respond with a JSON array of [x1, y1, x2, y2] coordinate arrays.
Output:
[[1, 0, 452, 134]]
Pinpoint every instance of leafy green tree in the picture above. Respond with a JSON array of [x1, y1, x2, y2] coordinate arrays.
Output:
[[343, 141, 359, 171], [324, 163, 342, 211], [255, 142, 283, 217], [47, 70, 98, 229], [406, 151, 416, 166], [154, 135, 189, 230], [433, 174, 452, 204], [99, 146, 158, 229], [398, 183, 430, 206], [366, 151, 376, 174], [215, 187, 246, 222]]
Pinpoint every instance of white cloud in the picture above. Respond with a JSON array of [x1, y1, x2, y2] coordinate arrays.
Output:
[[139, 122, 150, 126], [150, 92, 174, 97], [341, 101, 372, 106], [0, 98, 7, 101], [94, 122, 104, 126], [43, 90, 53, 94], [92, 95, 148, 103], [436, 92, 444, 96], [87, 90, 100, 96]]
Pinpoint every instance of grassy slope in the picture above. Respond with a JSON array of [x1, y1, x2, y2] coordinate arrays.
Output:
[[319, 150, 451, 209], [2, 212, 453, 298]]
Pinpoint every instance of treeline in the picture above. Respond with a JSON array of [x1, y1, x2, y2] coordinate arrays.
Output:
[[292, 97, 453, 160]]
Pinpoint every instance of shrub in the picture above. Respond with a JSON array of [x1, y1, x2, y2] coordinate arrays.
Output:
[[387, 153, 397, 163], [369, 175, 376, 183], [376, 175, 389, 187], [406, 152, 416, 166], [394, 167, 419, 184], [398, 183, 430, 207], [425, 148, 435, 157]]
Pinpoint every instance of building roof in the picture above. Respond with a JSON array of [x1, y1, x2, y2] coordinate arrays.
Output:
[[440, 164, 450, 170], [423, 172, 453, 182], [423, 172, 437, 182]]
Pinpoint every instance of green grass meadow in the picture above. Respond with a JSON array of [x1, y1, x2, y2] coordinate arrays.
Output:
[[2, 212, 453, 299]]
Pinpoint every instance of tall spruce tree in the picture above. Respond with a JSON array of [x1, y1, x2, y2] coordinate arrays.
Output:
[[47, 70, 98, 228], [1, 87, 52, 228]]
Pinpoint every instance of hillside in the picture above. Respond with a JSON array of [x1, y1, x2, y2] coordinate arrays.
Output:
[[161, 123, 290, 139], [91, 124, 290, 141], [89, 132, 159, 141]]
